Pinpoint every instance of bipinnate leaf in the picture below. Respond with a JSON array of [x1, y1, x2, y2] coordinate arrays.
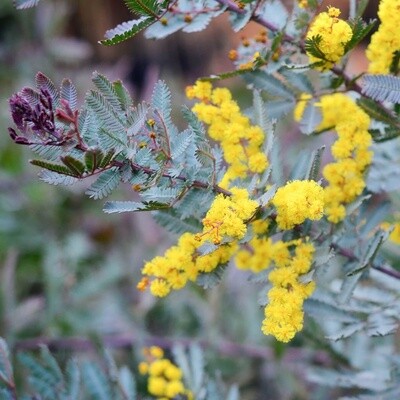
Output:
[[61, 79, 78, 111], [31, 159, 81, 177], [124, 0, 162, 17], [61, 156, 86, 177], [345, 18, 376, 52], [100, 17, 154, 46], [84, 148, 104, 173], [189, 345, 204, 394], [362, 75, 400, 103], [118, 367, 137, 400], [197, 264, 227, 289], [347, 229, 389, 275], [92, 72, 123, 112], [85, 168, 121, 200], [35, 72, 60, 107], [244, 71, 295, 99], [82, 362, 112, 400], [357, 97, 400, 127], [103, 200, 169, 213], [153, 209, 202, 234], [306, 146, 325, 181]]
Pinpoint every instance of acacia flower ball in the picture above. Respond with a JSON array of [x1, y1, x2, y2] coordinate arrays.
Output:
[[272, 180, 324, 230], [306, 7, 352, 70]]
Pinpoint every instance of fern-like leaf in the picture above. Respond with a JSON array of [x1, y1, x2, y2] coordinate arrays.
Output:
[[103, 200, 169, 213], [304, 35, 328, 61], [100, 17, 154, 46], [362, 75, 400, 103], [60, 79, 78, 111], [92, 72, 123, 113], [35, 72, 60, 107], [344, 18, 376, 52], [61, 156, 86, 177], [38, 170, 79, 186], [124, 0, 162, 17], [85, 168, 120, 199], [86, 90, 126, 139], [357, 97, 400, 127], [30, 159, 80, 177]]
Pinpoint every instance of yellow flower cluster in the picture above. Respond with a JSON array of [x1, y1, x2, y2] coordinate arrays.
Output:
[[272, 180, 325, 230], [306, 7, 352, 70], [186, 81, 268, 189], [199, 187, 258, 244], [366, 0, 400, 74], [139, 347, 193, 400], [317, 94, 372, 223], [262, 241, 316, 342], [138, 187, 256, 297], [139, 231, 235, 297]]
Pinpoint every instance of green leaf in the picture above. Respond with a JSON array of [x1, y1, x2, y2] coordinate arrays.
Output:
[[113, 80, 134, 111], [299, 99, 322, 135], [38, 170, 79, 186], [171, 129, 194, 160], [304, 35, 328, 61], [39, 346, 63, 382], [266, 99, 295, 118], [101, 17, 155, 46], [189, 345, 204, 394], [345, 18, 376, 53], [84, 148, 104, 173], [325, 322, 365, 341], [369, 127, 400, 142], [118, 367, 136, 400], [244, 71, 295, 99], [356, 97, 400, 127], [347, 229, 389, 275], [197, 263, 227, 289], [124, 0, 162, 17], [30, 159, 80, 177], [85, 168, 120, 200], [86, 90, 126, 138], [82, 362, 112, 400], [65, 359, 81, 399], [225, 386, 240, 400], [362, 74, 400, 103], [306, 146, 325, 181], [60, 78, 78, 110], [99, 149, 116, 168], [280, 69, 314, 93], [13, 0, 40, 10], [92, 72, 123, 113], [153, 209, 202, 234], [61, 155, 86, 177], [304, 298, 359, 323], [103, 200, 169, 213]]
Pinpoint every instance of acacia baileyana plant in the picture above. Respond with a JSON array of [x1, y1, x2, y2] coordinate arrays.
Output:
[[7, 0, 400, 393]]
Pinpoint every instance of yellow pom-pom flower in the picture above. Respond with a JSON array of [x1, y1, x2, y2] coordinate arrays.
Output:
[[306, 7, 352, 70], [140, 347, 193, 400], [262, 241, 316, 342], [272, 180, 325, 230], [366, 0, 400, 74]]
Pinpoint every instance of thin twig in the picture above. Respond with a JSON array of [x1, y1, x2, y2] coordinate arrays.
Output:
[[13, 334, 331, 365]]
